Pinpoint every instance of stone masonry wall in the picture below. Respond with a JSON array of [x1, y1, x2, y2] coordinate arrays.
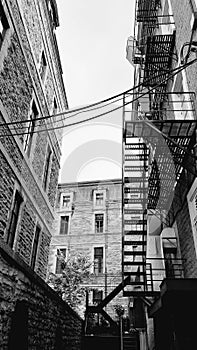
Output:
[[49, 180, 128, 319], [0, 239, 83, 350], [0, 150, 51, 279]]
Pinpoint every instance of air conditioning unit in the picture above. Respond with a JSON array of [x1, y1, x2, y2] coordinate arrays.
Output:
[[126, 36, 144, 66]]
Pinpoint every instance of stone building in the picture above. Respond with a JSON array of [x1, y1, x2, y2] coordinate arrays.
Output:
[[122, 0, 197, 349], [0, 1, 83, 348], [49, 178, 129, 319]]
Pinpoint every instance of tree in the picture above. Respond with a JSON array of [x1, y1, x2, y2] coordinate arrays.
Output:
[[48, 253, 91, 314]]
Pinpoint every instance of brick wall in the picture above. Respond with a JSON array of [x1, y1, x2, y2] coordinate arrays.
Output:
[[0, 239, 83, 350]]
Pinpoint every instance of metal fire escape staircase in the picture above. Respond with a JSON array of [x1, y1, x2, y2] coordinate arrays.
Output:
[[122, 132, 152, 297]]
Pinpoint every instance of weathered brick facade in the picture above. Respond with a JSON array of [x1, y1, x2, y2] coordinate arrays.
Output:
[[49, 179, 128, 319]]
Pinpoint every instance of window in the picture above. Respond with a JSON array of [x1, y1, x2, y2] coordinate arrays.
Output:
[[59, 216, 69, 235], [55, 248, 67, 274], [62, 195, 71, 208], [0, 2, 9, 49], [163, 248, 177, 278], [30, 225, 41, 270], [39, 51, 47, 81], [95, 193, 104, 206], [52, 97, 58, 116], [94, 247, 103, 275], [95, 214, 104, 233], [43, 144, 52, 191], [7, 191, 23, 248], [93, 289, 103, 305], [24, 101, 38, 157]]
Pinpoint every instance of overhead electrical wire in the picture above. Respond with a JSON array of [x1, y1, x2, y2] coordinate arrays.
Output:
[[0, 53, 193, 129], [1, 57, 197, 138]]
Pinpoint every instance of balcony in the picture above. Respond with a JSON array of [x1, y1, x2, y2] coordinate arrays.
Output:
[[136, 0, 161, 23], [143, 32, 175, 88], [123, 257, 184, 297]]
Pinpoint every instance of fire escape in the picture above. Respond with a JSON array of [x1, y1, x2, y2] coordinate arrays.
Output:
[[123, 0, 197, 299], [84, 0, 197, 340]]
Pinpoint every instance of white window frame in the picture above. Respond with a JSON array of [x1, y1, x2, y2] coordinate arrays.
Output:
[[60, 192, 73, 210], [91, 245, 105, 274], [58, 213, 71, 235], [93, 190, 106, 208], [94, 211, 105, 234]]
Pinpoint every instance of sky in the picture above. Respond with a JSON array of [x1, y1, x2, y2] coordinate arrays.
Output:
[[56, 0, 135, 183]]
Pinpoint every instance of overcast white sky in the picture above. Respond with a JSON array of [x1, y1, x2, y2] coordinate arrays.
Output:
[[56, 0, 135, 182]]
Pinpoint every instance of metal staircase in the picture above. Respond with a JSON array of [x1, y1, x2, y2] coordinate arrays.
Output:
[[123, 333, 139, 350], [122, 126, 151, 296]]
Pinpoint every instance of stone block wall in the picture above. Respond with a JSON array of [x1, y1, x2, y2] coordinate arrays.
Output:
[[0, 0, 67, 280], [0, 239, 83, 350], [49, 179, 128, 319]]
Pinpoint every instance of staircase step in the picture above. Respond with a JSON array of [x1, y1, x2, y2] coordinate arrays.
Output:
[[124, 271, 146, 276], [125, 177, 148, 183], [123, 251, 146, 256], [124, 219, 147, 225], [124, 199, 147, 204], [124, 188, 148, 193], [126, 281, 146, 285], [124, 166, 146, 171], [124, 230, 147, 235], [124, 209, 147, 214], [123, 261, 146, 266], [123, 290, 160, 297], [123, 241, 146, 245]]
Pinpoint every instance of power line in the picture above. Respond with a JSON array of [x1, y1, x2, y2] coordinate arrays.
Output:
[[0, 54, 190, 129], [1, 57, 197, 138]]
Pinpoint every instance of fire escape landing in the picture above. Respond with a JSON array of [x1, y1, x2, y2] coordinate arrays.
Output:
[[122, 119, 197, 298]]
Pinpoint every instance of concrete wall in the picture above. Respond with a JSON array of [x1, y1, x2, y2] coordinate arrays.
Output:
[[0, 239, 83, 350]]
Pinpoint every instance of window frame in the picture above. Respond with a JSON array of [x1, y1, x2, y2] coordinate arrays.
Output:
[[95, 213, 104, 233], [93, 190, 106, 208], [7, 190, 23, 248], [59, 215, 70, 235], [30, 224, 41, 270], [0, 1, 9, 50], [39, 50, 47, 83], [60, 192, 73, 210], [55, 247, 67, 274], [24, 101, 38, 157], [93, 246, 104, 275], [92, 289, 103, 305], [42, 143, 52, 192]]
